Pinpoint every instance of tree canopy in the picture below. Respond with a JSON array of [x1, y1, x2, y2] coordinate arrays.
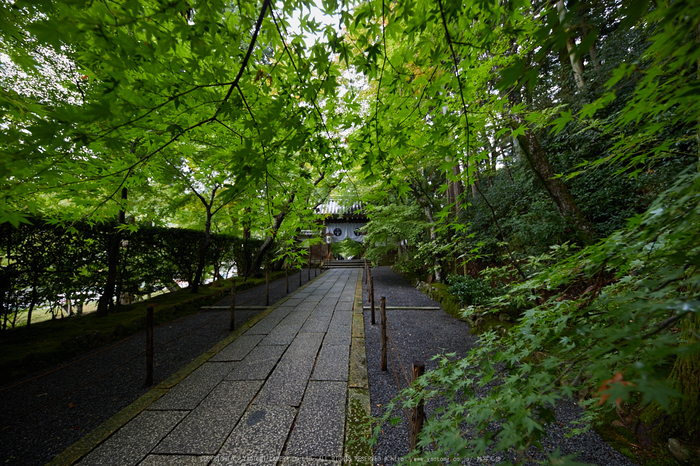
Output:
[[2, 0, 700, 462]]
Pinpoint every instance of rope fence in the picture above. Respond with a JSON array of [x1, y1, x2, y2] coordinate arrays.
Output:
[[373, 289, 427, 454], [0, 267, 322, 426]]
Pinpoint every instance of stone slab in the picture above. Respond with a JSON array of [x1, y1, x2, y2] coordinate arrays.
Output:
[[212, 405, 297, 466], [245, 307, 293, 335], [260, 324, 299, 345], [140, 456, 213, 466], [285, 381, 347, 458], [334, 301, 354, 312], [299, 314, 332, 333], [327, 322, 351, 338], [279, 458, 341, 466], [153, 380, 262, 454], [312, 305, 336, 317], [255, 333, 323, 407], [312, 344, 349, 381], [226, 344, 286, 380], [209, 334, 264, 362], [294, 301, 321, 311], [77, 411, 186, 466], [279, 310, 312, 326], [323, 331, 351, 347], [329, 310, 353, 328], [148, 362, 236, 410]]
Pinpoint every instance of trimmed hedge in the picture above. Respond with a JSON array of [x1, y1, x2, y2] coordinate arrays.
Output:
[[0, 219, 265, 329]]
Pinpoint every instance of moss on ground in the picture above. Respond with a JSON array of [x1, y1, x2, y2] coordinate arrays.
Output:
[[345, 388, 373, 465], [593, 406, 689, 466]]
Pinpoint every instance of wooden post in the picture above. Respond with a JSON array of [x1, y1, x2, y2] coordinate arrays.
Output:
[[366, 263, 370, 297], [229, 280, 236, 331], [370, 276, 376, 325], [307, 256, 311, 281], [409, 361, 426, 451], [369, 272, 375, 325], [364, 258, 368, 284], [145, 305, 154, 386], [380, 296, 387, 371], [285, 266, 289, 294], [265, 268, 270, 306], [299, 267, 302, 286]]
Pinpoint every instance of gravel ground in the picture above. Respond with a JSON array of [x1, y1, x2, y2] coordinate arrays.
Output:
[[0, 269, 320, 466], [363, 266, 637, 466]]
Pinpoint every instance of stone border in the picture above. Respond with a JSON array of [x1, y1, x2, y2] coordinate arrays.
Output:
[[344, 271, 373, 465], [47, 275, 322, 466]]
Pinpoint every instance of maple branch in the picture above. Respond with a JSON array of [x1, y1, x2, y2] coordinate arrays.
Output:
[[214, 0, 271, 119]]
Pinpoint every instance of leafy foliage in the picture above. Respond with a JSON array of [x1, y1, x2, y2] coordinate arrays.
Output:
[[446, 274, 498, 307], [377, 167, 700, 463], [0, 220, 262, 328], [2, 0, 700, 461]]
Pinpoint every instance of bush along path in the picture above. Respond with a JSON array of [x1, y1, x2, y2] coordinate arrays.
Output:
[[363, 266, 637, 465], [0, 269, 320, 466]]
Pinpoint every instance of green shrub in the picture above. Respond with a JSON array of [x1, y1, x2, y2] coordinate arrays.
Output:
[[446, 274, 496, 306]]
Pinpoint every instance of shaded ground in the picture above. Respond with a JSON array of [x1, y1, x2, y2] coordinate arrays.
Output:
[[0, 269, 320, 466], [363, 266, 636, 466], [363, 266, 477, 465]]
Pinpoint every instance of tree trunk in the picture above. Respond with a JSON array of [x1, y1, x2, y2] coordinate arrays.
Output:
[[588, 42, 602, 73], [247, 172, 330, 277], [450, 157, 464, 215], [191, 207, 212, 293], [696, 22, 700, 164], [0, 285, 6, 331], [638, 312, 700, 446], [97, 232, 119, 316], [424, 205, 442, 283], [247, 202, 290, 277], [446, 166, 454, 212], [513, 124, 596, 245], [557, 0, 586, 92], [243, 209, 251, 281], [503, 139, 515, 184], [116, 238, 130, 306], [97, 188, 127, 316], [26, 269, 38, 328], [667, 313, 700, 440]]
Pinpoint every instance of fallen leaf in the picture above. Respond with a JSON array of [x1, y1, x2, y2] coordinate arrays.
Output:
[[597, 372, 634, 408], [68, 403, 75, 408]]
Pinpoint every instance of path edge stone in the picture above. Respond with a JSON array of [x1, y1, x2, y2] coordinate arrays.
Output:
[[345, 271, 373, 465], [46, 274, 323, 466]]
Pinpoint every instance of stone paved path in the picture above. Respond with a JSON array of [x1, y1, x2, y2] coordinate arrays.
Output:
[[66, 268, 367, 466]]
